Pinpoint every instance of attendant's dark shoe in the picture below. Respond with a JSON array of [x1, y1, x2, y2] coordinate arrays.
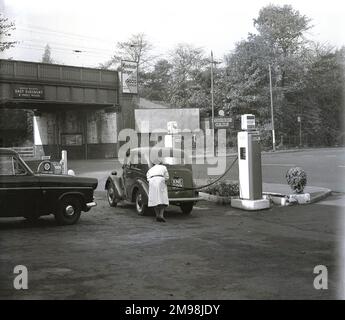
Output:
[[156, 217, 166, 222]]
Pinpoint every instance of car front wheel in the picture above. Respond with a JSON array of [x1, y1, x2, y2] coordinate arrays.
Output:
[[180, 202, 194, 214], [55, 196, 82, 225], [107, 182, 118, 207]]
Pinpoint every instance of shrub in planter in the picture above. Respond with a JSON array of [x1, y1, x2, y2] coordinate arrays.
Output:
[[286, 167, 307, 194], [204, 181, 239, 197]]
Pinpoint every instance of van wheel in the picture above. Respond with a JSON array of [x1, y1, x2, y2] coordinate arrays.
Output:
[[55, 196, 82, 225], [180, 202, 194, 214], [135, 189, 149, 216], [107, 182, 118, 207]]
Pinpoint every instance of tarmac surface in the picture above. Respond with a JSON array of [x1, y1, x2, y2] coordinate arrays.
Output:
[[0, 147, 343, 299], [0, 191, 344, 299]]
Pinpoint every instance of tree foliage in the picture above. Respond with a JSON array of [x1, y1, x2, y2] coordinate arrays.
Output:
[[221, 4, 327, 146], [0, 13, 16, 52], [41, 44, 54, 63], [100, 33, 154, 72], [104, 5, 344, 147], [140, 44, 212, 113]]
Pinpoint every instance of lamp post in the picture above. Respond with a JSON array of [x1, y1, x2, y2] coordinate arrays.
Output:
[[268, 64, 276, 151], [298, 116, 302, 147], [210, 51, 222, 154]]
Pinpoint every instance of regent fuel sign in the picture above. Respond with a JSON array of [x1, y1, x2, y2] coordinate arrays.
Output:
[[121, 60, 138, 94]]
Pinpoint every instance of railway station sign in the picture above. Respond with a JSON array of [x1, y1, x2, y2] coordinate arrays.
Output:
[[13, 85, 44, 99]]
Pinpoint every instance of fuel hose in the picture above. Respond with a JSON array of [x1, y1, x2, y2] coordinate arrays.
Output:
[[166, 155, 238, 191]]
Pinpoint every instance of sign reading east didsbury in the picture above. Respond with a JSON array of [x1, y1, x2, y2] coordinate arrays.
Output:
[[13, 85, 44, 99]]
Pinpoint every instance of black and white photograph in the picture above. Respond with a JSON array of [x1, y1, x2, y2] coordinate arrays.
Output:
[[0, 0, 344, 307]]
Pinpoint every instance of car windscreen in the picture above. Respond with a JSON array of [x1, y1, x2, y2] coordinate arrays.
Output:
[[160, 156, 189, 165], [145, 150, 190, 166]]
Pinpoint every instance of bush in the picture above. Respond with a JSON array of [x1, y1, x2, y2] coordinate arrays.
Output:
[[286, 167, 307, 194], [203, 180, 239, 197]]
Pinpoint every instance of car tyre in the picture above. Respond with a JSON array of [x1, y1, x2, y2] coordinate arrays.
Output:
[[106, 182, 118, 207], [55, 196, 82, 225], [135, 189, 149, 216], [180, 202, 194, 214]]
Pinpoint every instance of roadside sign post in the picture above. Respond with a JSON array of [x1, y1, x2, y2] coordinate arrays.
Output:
[[213, 117, 232, 129]]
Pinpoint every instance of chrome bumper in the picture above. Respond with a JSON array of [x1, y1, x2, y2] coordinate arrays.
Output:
[[86, 201, 97, 208]]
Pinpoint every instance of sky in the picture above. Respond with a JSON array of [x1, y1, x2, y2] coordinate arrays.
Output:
[[0, 0, 344, 68]]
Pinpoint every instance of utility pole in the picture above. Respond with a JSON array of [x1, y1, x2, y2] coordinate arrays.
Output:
[[211, 51, 215, 131], [268, 64, 276, 151], [210, 51, 215, 155]]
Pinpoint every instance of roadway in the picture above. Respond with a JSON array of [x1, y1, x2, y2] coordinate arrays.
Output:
[[70, 147, 345, 193], [261, 148, 345, 193], [191, 147, 345, 193]]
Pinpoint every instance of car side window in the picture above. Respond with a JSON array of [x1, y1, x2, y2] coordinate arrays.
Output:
[[0, 156, 27, 176], [13, 157, 27, 175], [0, 156, 14, 175], [129, 151, 139, 168]]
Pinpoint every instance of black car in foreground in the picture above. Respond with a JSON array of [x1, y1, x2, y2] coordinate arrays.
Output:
[[0, 148, 98, 225]]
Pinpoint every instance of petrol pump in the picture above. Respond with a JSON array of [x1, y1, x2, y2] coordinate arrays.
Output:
[[231, 114, 270, 210]]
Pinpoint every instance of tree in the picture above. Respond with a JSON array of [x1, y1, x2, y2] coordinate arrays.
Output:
[[41, 44, 54, 63], [140, 44, 224, 117], [253, 4, 311, 57], [140, 59, 173, 102], [298, 46, 345, 145], [222, 4, 313, 145], [100, 33, 154, 72], [253, 5, 312, 137], [168, 44, 209, 108], [0, 13, 16, 52]]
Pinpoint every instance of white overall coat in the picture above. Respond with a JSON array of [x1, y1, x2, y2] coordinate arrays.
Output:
[[146, 164, 169, 207]]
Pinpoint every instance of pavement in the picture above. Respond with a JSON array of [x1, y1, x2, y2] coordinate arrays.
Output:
[[262, 183, 332, 204], [197, 180, 332, 205]]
